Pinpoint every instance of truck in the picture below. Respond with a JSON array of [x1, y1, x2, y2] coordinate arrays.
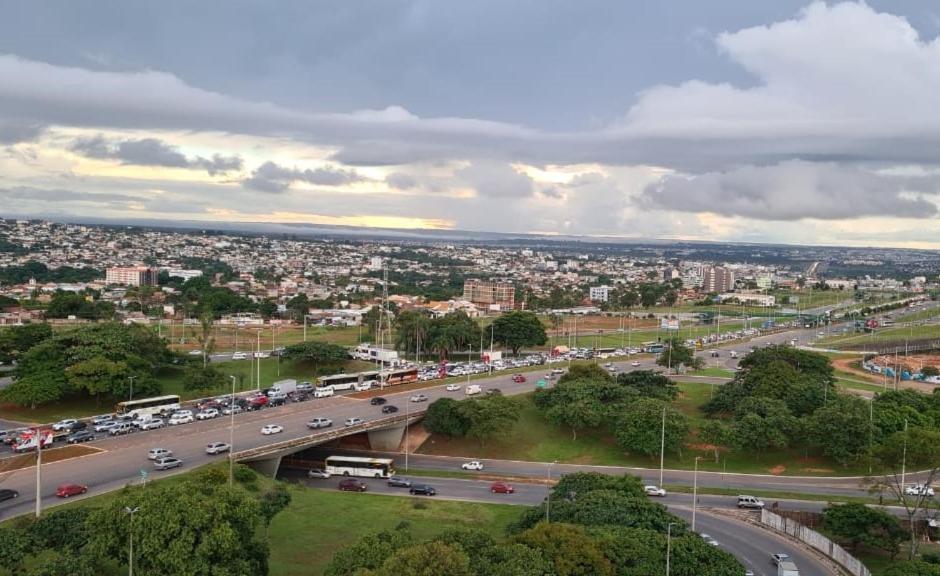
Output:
[[266, 379, 298, 397], [777, 561, 799, 576], [12, 428, 63, 453]]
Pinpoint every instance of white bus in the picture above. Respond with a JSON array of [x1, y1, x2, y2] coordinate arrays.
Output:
[[325, 455, 395, 478], [115, 395, 181, 420], [316, 371, 379, 391]]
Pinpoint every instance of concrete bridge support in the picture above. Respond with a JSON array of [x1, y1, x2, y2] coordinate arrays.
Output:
[[246, 455, 283, 478], [367, 423, 406, 451]]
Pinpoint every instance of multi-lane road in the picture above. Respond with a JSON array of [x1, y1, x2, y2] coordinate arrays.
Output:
[[0, 322, 889, 573]]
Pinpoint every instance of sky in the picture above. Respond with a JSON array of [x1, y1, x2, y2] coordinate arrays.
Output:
[[2, 1, 940, 248]]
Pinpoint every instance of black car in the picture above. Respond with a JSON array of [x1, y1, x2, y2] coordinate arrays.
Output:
[[0, 489, 19, 503], [485, 388, 502, 396], [381, 405, 399, 414], [370, 397, 387, 406], [409, 484, 436, 496], [67, 430, 95, 444], [387, 476, 412, 488], [67, 421, 88, 432]]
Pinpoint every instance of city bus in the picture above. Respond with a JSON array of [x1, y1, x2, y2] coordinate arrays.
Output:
[[316, 371, 380, 391], [380, 367, 419, 387], [325, 455, 395, 478], [115, 395, 181, 419]]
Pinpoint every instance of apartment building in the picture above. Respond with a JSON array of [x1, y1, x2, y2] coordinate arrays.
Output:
[[462, 279, 515, 309], [105, 266, 158, 286], [703, 266, 734, 293]]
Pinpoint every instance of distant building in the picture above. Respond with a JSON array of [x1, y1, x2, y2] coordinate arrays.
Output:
[[703, 267, 734, 293], [369, 256, 384, 271], [106, 266, 158, 287], [462, 279, 515, 309], [662, 267, 679, 282], [718, 293, 775, 307], [164, 268, 203, 281], [589, 285, 611, 303]]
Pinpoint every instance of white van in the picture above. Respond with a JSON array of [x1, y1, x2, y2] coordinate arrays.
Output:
[[465, 384, 482, 396], [737, 495, 765, 509], [314, 386, 335, 398], [353, 381, 372, 392]]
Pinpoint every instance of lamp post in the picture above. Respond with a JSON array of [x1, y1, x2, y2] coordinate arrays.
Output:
[[546, 460, 557, 523], [34, 427, 43, 518], [229, 375, 236, 485], [659, 406, 666, 488], [692, 456, 703, 531], [124, 506, 140, 576], [666, 522, 677, 576], [128, 375, 136, 402]]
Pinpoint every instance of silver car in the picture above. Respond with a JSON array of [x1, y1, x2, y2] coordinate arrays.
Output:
[[153, 457, 183, 471]]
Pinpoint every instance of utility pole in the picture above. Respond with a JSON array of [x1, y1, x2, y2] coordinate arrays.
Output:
[[128, 376, 136, 401], [546, 460, 557, 523], [35, 427, 43, 518], [256, 330, 261, 390], [229, 375, 236, 485], [901, 418, 909, 492], [659, 406, 666, 488], [692, 456, 703, 531], [125, 506, 140, 576], [666, 522, 677, 576]]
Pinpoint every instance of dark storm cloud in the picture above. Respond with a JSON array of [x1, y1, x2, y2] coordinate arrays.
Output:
[[69, 135, 242, 175], [241, 161, 367, 193]]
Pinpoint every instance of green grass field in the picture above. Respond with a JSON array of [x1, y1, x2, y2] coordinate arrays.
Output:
[[817, 324, 940, 349], [549, 321, 747, 351], [269, 487, 521, 576], [687, 367, 736, 378], [896, 305, 940, 323], [417, 386, 872, 476]]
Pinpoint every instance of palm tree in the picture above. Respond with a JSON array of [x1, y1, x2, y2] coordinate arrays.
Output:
[[190, 313, 216, 367]]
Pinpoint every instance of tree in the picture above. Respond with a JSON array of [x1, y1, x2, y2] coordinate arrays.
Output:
[[557, 363, 613, 384], [84, 479, 269, 575], [393, 309, 432, 355], [808, 396, 871, 466], [822, 503, 905, 556], [656, 338, 702, 373], [613, 399, 689, 458], [325, 527, 412, 576], [189, 313, 216, 368], [66, 356, 131, 406], [922, 365, 940, 378], [490, 311, 547, 356], [0, 323, 52, 363], [281, 341, 348, 373], [616, 370, 678, 401], [459, 394, 522, 446], [551, 472, 646, 501], [423, 398, 470, 437], [286, 293, 310, 323], [375, 541, 472, 576], [427, 311, 481, 360], [883, 561, 940, 576], [182, 364, 227, 393], [698, 419, 734, 462], [512, 523, 613, 576], [259, 483, 292, 533], [537, 379, 634, 440]]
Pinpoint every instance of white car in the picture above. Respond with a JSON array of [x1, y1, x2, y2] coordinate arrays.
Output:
[[205, 442, 230, 455], [630, 361, 641, 367], [222, 405, 243, 415], [232, 352, 247, 360], [196, 409, 220, 420], [261, 424, 283, 435], [445, 383, 461, 392], [188, 350, 204, 356], [906, 484, 935, 497], [168, 412, 194, 426], [461, 461, 484, 471], [52, 419, 78, 431], [410, 394, 429, 403], [138, 418, 165, 431], [344, 417, 364, 427], [147, 447, 173, 460], [253, 351, 271, 359], [644, 485, 666, 497]]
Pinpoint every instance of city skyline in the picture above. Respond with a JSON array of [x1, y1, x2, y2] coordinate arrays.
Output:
[[2, 1, 940, 248]]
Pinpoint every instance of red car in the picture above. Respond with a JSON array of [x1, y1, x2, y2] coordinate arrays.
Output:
[[55, 483, 88, 498], [338, 478, 368, 492], [490, 481, 515, 494], [511, 374, 526, 383], [248, 395, 269, 410]]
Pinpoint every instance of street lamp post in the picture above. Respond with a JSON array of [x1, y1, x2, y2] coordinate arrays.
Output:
[[666, 522, 677, 576], [128, 376, 136, 402], [546, 460, 557, 523], [34, 427, 43, 518], [692, 456, 703, 531], [229, 375, 236, 485], [659, 406, 666, 488], [124, 506, 140, 576]]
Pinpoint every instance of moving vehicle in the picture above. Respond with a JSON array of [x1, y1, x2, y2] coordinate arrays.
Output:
[[0, 489, 19, 503], [461, 461, 484, 471], [138, 418, 165, 431], [511, 374, 526, 383], [729, 351, 738, 358], [770, 554, 790, 566], [247, 395, 269, 410], [205, 442, 230, 455], [91, 414, 114, 425], [168, 411, 194, 426], [445, 383, 461, 392], [307, 468, 331, 479], [325, 455, 395, 479], [116, 395, 181, 421], [485, 388, 502, 395], [905, 484, 935, 497], [344, 417, 364, 426], [55, 484, 88, 498], [644, 485, 666, 497], [387, 476, 412, 488], [266, 379, 298, 397], [410, 393, 429, 403], [313, 385, 335, 398], [370, 397, 387, 405], [409, 484, 436, 496], [338, 478, 368, 492], [108, 422, 135, 436], [380, 367, 420, 387], [316, 371, 380, 392], [67, 430, 96, 444], [52, 419, 78, 432], [232, 352, 248, 360], [148, 448, 173, 460], [381, 405, 398, 414], [261, 424, 283, 435], [777, 561, 799, 576], [490, 481, 514, 494], [196, 408, 220, 420], [737, 495, 765, 509], [222, 404, 243, 415], [465, 384, 482, 396], [306, 417, 333, 429], [153, 457, 183, 470], [630, 361, 641, 367]]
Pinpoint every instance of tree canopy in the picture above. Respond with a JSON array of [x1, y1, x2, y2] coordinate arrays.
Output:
[[489, 311, 547, 355]]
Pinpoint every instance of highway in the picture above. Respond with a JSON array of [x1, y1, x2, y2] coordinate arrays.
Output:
[[280, 469, 836, 576]]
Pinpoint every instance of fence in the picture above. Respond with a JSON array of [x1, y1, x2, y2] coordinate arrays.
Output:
[[761, 509, 870, 576]]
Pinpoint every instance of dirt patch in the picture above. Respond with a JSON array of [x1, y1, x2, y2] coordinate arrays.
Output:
[[871, 353, 940, 373], [547, 315, 658, 334], [0, 444, 103, 474], [768, 465, 786, 475]]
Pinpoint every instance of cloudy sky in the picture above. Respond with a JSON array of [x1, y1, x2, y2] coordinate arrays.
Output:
[[2, 1, 940, 247]]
